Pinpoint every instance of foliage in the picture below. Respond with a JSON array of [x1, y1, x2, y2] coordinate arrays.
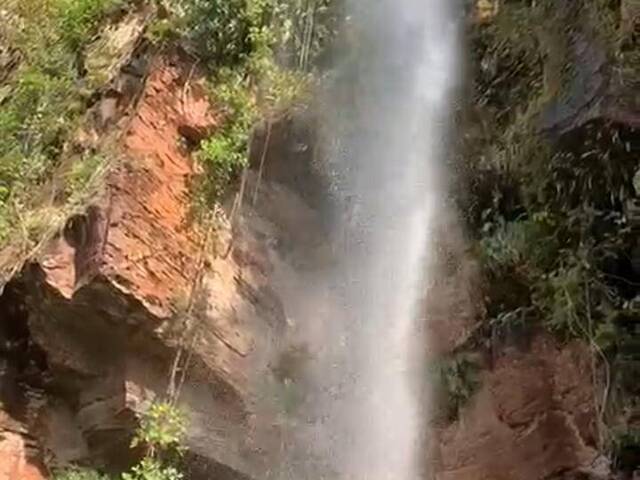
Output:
[[53, 402, 188, 480], [531, 254, 591, 336], [65, 154, 107, 198], [194, 72, 257, 206], [0, 0, 123, 254], [123, 401, 187, 480], [467, 0, 639, 337], [132, 401, 188, 455], [121, 458, 183, 480], [464, 0, 640, 460], [175, 0, 338, 71], [56, 0, 125, 49], [611, 428, 640, 472], [166, 0, 339, 208], [53, 468, 111, 480], [480, 214, 559, 275], [470, 2, 544, 129], [433, 355, 481, 421]]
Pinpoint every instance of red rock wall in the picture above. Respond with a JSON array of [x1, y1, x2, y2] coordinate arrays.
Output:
[[0, 53, 291, 479]]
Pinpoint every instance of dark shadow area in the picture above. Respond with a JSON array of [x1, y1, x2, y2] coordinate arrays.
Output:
[[0, 278, 49, 420]]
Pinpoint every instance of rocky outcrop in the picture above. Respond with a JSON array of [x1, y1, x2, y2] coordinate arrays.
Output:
[[0, 45, 325, 478], [539, 0, 640, 136], [0, 430, 45, 480], [432, 335, 603, 480], [425, 211, 602, 479]]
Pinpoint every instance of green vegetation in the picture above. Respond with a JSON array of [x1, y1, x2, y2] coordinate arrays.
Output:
[[0, 0, 341, 270], [123, 400, 188, 480], [0, 0, 122, 265], [432, 355, 481, 422], [169, 0, 339, 209], [53, 401, 188, 480], [131, 401, 188, 456], [463, 0, 623, 339], [54, 468, 111, 480], [459, 0, 640, 457]]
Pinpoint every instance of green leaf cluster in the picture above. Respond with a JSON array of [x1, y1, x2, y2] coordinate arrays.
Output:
[[54, 401, 188, 480], [0, 0, 123, 250], [166, 0, 339, 209], [53, 468, 111, 480], [432, 355, 481, 422], [122, 458, 183, 480], [125, 401, 188, 480], [132, 401, 188, 454]]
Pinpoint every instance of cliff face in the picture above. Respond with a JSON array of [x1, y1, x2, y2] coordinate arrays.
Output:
[[426, 215, 604, 480], [428, 1, 640, 479], [0, 42, 327, 478]]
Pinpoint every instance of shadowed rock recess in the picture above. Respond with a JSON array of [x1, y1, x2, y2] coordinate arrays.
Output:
[[1, 1, 639, 479]]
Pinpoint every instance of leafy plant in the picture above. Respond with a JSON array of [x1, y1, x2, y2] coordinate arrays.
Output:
[[56, 0, 125, 49], [132, 401, 188, 456], [65, 154, 106, 197], [121, 458, 183, 480], [479, 214, 559, 275], [52, 467, 111, 480], [611, 428, 640, 472], [432, 355, 481, 422], [119, 401, 188, 480], [175, 0, 337, 208], [0, 0, 124, 256], [53, 402, 188, 480]]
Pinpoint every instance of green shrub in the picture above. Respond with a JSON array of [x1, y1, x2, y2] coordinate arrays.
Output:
[[124, 401, 188, 480], [53, 467, 111, 480], [0, 0, 125, 253], [479, 213, 560, 275], [132, 401, 188, 455], [433, 355, 481, 422], [177, 0, 337, 208], [178, 0, 338, 71], [611, 428, 640, 471], [54, 402, 188, 480], [193, 72, 256, 206], [65, 154, 107, 200], [56, 0, 125, 48], [121, 458, 183, 480]]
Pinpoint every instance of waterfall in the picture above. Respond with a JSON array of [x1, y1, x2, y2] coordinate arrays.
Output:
[[271, 1, 459, 478], [331, 2, 459, 478]]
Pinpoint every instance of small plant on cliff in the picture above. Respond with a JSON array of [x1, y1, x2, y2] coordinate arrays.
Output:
[[53, 402, 188, 480], [122, 458, 183, 480], [432, 355, 481, 422], [194, 71, 257, 205], [132, 401, 188, 456], [122, 401, 188, 480], [53, 467, 111, 480]]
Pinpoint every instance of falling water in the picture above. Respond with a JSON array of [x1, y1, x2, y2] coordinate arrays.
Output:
[[271, 1, 459, 479], [328, 1, 459, 478]]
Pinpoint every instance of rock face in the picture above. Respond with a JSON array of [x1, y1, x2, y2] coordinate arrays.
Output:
[[432, 335, 601, 480], [425, 213, 601, 479], [0, 430, 45, 480], [0, 49, 322, 479], [539, 0, 640, 136]]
